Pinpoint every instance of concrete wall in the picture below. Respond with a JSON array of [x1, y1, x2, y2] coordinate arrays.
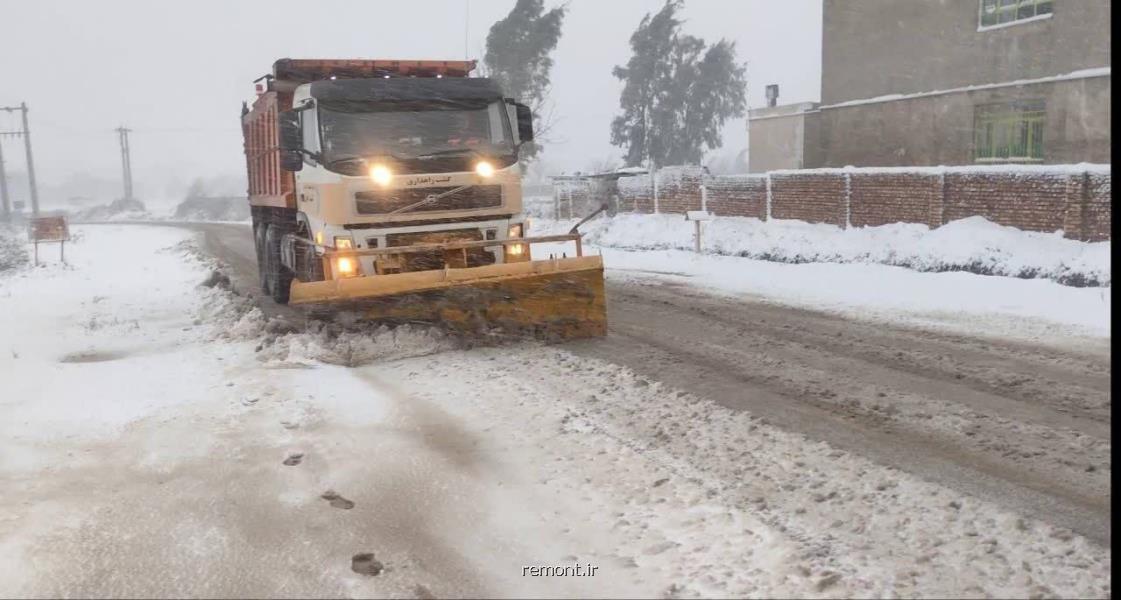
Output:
[[818, 75, 1112, 167], [821, 0, 1111, 105], [810, 0, 1112, 168], [747, 103, 820, 172]]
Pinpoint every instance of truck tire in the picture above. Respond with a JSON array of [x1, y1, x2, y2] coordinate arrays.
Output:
[[294, 220, 325, 283], [265, 224, 293, 304], [254, 222, 269, 294]]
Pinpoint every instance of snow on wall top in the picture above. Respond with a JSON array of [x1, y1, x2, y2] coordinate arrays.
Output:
[[768, 163, 1112, 177], [577, 164, 1108, 196], [616, 166, 708, 193], [819, 67, 1111, 110]]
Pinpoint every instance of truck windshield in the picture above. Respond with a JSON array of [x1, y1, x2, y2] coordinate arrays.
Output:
[[317, 100, 515, 166]]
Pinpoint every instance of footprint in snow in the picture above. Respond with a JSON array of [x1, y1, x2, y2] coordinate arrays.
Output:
[[351, 553, 384, 576], [283, 452, 304, 466], [321, 490, 355, 509]]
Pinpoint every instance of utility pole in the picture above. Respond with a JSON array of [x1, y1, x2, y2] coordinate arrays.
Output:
[[0, 103, 40, 216], [464, 0, 470, 60], [0, 134, 9, 222], [116, 126, 133, 202], [19, 103, 39, 215]]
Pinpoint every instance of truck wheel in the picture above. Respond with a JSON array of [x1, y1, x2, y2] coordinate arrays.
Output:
[[294, 221, 325, 283], [265, 224, 293, 304], [254, 223, 269, 294]]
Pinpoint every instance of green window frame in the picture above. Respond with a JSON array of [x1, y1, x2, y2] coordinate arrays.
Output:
[[974, 100, 1046, 162], [980, 0, 1053, 28]]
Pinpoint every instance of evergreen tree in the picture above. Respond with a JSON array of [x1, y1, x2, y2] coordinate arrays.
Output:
[[610, 0, 747, 167], [483, 0, 568, 162], [185, 177, 207, 200]]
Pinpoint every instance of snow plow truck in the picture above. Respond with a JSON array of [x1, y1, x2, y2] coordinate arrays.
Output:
[[241, 59, 606, 339]]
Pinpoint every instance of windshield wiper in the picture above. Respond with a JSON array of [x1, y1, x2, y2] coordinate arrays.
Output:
[[324, 155, 367, 170], [412, 148, 479, 160]]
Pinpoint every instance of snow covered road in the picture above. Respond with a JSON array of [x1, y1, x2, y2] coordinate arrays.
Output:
[[0, 223, 1110, 598]]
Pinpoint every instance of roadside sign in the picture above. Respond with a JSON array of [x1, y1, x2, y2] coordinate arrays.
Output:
[[28, 214, 70, 264], [684, 211, 714, 253]]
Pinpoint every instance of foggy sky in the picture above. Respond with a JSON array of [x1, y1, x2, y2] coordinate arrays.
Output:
[[0, 0, 820, 202]]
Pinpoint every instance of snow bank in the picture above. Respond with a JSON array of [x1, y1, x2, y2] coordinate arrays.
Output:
[[172, 196, 250, 222], [70, 197, 151, 222], [194, 281, 459, 368], [534, 213, 1110, 287], [0, 225, 28, 272]]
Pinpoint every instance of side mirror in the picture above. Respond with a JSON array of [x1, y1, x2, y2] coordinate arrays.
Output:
[[514, 102, 534, 143], [278, 110, 303, 172]]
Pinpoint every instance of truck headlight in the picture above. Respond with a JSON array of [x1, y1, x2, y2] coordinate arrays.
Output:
[[335, 256, 359, 277], [475, 160, 495, 177], [505, 241, 528, 262], [369, 164, 393, 186]]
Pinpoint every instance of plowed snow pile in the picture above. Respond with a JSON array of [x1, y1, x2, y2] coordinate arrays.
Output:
[[0, 225, 28, 272], [534, 214, 1110, 286]]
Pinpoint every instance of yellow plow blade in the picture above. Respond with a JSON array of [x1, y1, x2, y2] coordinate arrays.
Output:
[[288, 255, 607, 341]]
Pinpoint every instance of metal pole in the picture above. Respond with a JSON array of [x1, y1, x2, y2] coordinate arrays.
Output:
[[0, 136, 10, 222], [694, 220, 701, 253], [464, 0, 470, 60], [117, 126, 133, 202], [20, 103, 39, 216], [553, 183, 560, 220]]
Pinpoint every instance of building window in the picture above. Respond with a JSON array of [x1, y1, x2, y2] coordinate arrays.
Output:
[[979, 0, 1053, 28], [974, 100, 1045, 162]]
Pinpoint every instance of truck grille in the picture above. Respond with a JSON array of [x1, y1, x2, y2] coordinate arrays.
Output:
[[384, 229, 482, 247], [376, 229, 494, 271], [355, 185, 502, 215]]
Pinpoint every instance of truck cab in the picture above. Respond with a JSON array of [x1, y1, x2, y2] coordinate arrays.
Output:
[[287, 76, 533, 277], [243, 59, 535, 301]]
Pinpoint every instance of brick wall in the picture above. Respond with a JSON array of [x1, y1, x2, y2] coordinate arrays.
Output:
[[618, 166, 707, 214], [849, 173, 942, 228], [769, 172, 848, 226], [1084, 173, 1112, 242], [587, 165, 1111, 240], [705, 176, 767, 218], [943, 172, 1068, 233]]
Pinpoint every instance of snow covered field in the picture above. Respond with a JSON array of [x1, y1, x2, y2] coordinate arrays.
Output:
[[0, 226, 1110, 597], [530, 214, 1111, 342]]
